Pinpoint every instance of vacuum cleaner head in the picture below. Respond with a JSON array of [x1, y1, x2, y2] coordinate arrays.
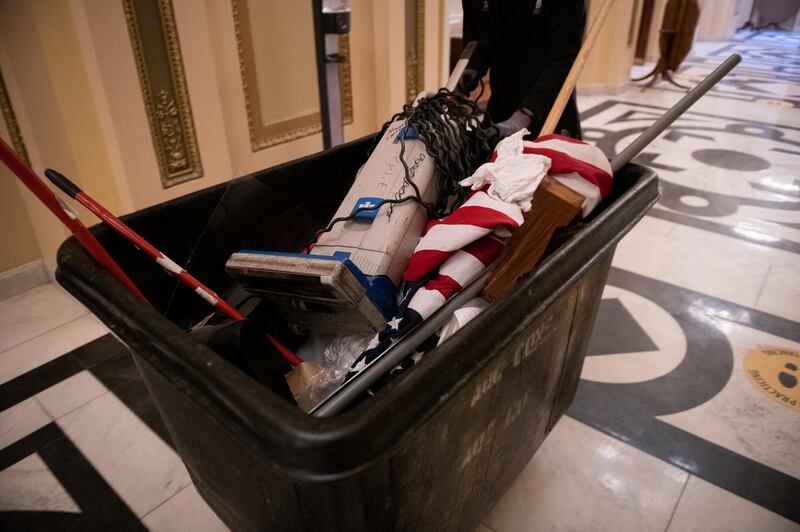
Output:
[[226, 251, 395, 334]]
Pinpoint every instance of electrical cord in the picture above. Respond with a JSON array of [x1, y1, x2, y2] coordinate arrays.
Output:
[[305, 196, 424, 252], [305, 89, 498, 252]]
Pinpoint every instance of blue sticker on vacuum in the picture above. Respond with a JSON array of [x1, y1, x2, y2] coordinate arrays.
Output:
[[352, 197, 383, 220]]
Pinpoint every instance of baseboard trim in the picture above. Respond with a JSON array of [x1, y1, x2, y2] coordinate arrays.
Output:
[[0, 259, 49, 301]]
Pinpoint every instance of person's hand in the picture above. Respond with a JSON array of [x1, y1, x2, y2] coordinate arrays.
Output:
[[456, 68, 481, 96], [493, 109, 533, 138]]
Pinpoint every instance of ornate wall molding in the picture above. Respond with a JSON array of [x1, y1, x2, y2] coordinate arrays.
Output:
[[0, 69, 30, 165], [406, 0, 425, 102], [123, 0, 203, 188], [232, 0, 354, 152]]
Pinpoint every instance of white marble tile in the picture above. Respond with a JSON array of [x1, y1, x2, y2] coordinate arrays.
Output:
[[0, 396, 52, 450], [0, 314, 108, 385], [0, 283, 88, 353], [756, 266, 800, 323], [666, 476, 800, 532], [36, 371, 108, 420], [654, 205, 800, 251], [57, 391, 191, 518], [581, 286, 687, 384], [668, 223, 800, 273], [655, 136, 800, 197], [610, 75, 800, 126], [0, 453, 80, 513], [0, 259, 49, 302], [658, 322, 800, 480], [613, 228, 770, 308], [142, 484, 229, 532], [484, 417, 688, 532], [627, 214, 678, 238]]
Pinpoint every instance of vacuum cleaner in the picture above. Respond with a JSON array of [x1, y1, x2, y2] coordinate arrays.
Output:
[[226, 45, 477, 335]]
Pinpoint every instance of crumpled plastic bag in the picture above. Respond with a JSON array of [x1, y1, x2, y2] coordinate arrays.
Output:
[[459, 129, 551, 212], [287, 332, 374, 412]]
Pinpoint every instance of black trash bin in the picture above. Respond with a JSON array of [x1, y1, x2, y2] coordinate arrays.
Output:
[[56, 136, 657, 532]]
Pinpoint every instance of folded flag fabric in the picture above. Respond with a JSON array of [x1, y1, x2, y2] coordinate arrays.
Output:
[[522, 134, 613, 217], [346, 132, 613, 382], [344, 277, 434, 383]]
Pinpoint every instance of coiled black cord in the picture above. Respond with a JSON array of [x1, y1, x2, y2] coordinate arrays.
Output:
[[305, 89, 497, 252]]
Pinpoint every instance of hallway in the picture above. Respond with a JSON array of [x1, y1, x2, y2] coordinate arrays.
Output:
[[0, 30, 798, 531]]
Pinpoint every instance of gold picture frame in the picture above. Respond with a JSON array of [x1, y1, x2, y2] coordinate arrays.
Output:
[[123, 0, 204, 188], [0, 69, 30, 165], [406, 0, 425, 103], [232, 0, 354, 152]]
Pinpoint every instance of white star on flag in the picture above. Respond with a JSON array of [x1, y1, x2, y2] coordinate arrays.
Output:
[[388, 316, 403, 330], [351, 358, 368, 373], [366, 335, 380, 350]]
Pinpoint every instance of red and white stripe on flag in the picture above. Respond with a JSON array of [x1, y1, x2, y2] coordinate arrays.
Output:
[[403, 191, 522, 283], [402, 191, 520, 319], [402, 133, 612, 320], [521, 134, 613, 217]]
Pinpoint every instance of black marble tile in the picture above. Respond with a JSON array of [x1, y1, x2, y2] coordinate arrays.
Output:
[[569, 267, 800, 524], [692, 148, 770, 171], [586, 298, 657, 356], [751, 179, 800, 199], [87, 353, 173, 449], [581, 96, 800, 256], [0, 423, 144, 531], [649, 207, 800, 255], [70, 334, 130, 369], [73, 335, 175, 448], [0, 356, 83, 412], [658, 180, 800, 218], [0, 334, 129, 413], [0, 424, 64, 471], [0, 511, 82, 531], [0, 331, 173, 451], [38, 426, 146, 531]]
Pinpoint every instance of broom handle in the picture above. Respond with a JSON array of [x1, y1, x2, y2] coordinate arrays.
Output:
[[45, 169, 303, 367], [0, 138, 147, 301], [538, 0, 616, 136]]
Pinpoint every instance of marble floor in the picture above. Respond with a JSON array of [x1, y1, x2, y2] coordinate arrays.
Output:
[[1, 30, 799, 531]]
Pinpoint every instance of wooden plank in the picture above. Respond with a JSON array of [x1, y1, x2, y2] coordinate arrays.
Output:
[[483, 176, 583, 301]]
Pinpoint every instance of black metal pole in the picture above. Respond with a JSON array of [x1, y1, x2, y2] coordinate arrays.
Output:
[[312, 0, 332, 149], [310, 54, 742, 417]]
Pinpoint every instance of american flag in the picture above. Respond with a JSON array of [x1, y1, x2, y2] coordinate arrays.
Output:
[[524, 134, 613, 217], [346, 134, 612, 383]]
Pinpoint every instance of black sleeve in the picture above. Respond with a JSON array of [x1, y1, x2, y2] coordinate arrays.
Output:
[[461, 0, 491, 76], [521, 0, 586, 121]]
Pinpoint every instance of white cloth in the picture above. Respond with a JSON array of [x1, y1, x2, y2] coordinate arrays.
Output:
[[437, 297, 489, 346], [459, 129, 551, 212]]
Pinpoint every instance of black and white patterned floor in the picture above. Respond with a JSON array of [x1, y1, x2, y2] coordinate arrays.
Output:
[[1, 31, 799, 532]]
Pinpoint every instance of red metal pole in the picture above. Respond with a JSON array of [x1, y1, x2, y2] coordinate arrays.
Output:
[[0, 138, 147, 301], [45, 168, 302, 367]]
